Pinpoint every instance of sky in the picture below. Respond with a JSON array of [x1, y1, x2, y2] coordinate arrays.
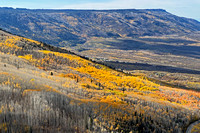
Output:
[[0, 0, 200, 21]]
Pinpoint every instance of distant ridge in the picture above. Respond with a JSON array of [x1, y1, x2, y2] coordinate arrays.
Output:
[[0, 7, 200, 46]]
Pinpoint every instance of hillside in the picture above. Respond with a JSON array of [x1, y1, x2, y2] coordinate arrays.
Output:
[[0, 8, 200, 46], [0, 29, 200, 132]]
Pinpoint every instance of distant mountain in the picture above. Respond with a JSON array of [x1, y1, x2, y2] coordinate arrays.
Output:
[[0, 7, 200, 46]]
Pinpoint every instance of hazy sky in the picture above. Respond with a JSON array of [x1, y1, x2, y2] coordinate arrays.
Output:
[[0, 0, 200, 21]]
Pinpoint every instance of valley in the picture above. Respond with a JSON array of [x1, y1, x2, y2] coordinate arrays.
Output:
[[0, 7, 199, 132], [71, 36, 200, 91]]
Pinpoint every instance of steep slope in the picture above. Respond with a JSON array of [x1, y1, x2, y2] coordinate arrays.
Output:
[[0, 29, 200, 132], [0, 8, 200, 46]]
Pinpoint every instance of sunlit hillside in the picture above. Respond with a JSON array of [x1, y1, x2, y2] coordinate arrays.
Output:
[[0, 30, 199, 132]]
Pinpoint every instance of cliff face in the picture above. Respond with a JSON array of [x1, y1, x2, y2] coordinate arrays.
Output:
[[0, 8, 200, 46]]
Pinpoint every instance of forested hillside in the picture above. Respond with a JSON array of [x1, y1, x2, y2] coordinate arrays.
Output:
[[0, 29, 199, 132]]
